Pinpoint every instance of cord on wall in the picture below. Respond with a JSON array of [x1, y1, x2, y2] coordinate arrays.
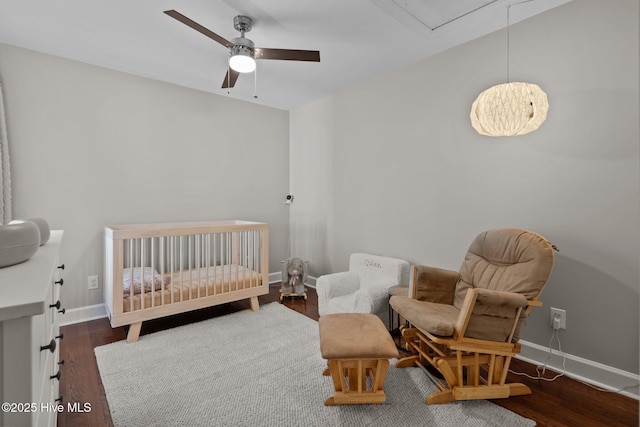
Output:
[[510, 327, 565, 382]]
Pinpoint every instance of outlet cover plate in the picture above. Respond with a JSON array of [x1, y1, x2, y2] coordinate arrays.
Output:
[[88, 275, 99, 290], [549, 307, 566, 330]]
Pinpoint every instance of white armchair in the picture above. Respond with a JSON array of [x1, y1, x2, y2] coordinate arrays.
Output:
[[316, 253, 410, 328]]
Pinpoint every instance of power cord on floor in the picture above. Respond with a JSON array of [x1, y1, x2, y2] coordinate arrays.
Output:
[[510, 328, 640, 394]]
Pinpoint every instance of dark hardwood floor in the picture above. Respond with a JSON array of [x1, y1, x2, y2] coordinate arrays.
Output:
[[58, 285, 638, 427]]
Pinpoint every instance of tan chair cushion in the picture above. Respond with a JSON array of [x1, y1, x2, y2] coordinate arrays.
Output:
[[390, 296, 458, 337], [455, 229, 555, 318], [319, 313, 399, 360], [390, 296, 525, 342], [413, 266, 458, 304]]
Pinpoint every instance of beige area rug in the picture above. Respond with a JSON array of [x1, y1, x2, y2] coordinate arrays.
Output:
[[95, 303, 535, 427]]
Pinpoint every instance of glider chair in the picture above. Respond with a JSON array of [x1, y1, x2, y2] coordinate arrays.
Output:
[[390, 229, 555, 405], [316, 253, 410, 328]]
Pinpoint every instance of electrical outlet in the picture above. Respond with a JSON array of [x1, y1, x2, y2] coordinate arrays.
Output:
[[88, 275, 99, 290], [549, 307, 566, 330]]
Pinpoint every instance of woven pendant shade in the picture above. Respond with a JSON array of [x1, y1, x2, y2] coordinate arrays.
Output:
[[470, 82, 549, 136]]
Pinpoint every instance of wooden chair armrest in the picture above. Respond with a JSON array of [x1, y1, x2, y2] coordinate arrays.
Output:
[[412, 265, 459, 304], [524, 299, 543, 316], [454, 288, 478, 339]]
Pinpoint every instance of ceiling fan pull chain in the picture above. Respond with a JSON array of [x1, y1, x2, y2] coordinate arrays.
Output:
[[253, 67, 258, 99], [227, 55, 232, 95]]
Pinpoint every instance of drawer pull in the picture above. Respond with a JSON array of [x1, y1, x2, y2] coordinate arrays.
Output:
[[55, 396, 63, 403], [55, 278, 64, 286], [58, 308, 66, 315], [50, 300, 61, 310], [50, 371, 61, 381], [58, 264, 65, 270], [58, 359, 65, 366], [40, 339, 56, 353], [56, 333, 64, 340]]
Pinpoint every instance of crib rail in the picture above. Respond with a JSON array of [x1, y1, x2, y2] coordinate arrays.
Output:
[[104, 221, 269, 329]]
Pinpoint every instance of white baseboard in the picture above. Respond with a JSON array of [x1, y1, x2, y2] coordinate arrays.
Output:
[[268, 272, 281, 284], [269, 272, 317, 288], [59, 303, 108, 326], [518, 339, 639, 400]]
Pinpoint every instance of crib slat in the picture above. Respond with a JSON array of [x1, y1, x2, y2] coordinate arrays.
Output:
[[180, 235, 184, 303], [129, 239, 134, 313], [169, 236, 174, 305], [140, 238, 145, 310], [228, 232, 232, 292], [187, 235, 191, 300], [255, 230, 259, 287], [235, 233, 239, 292], [151, 237, 155, 308], [205, 234, 209, 297], [214, 233, 218, 294], [222, 233, 227, 293], [242, 231, 247, 289], [195, 234, 200, 299], [159, 237, 164, 306], [252, 230, 257, 288], [252, 232, 256, 287]]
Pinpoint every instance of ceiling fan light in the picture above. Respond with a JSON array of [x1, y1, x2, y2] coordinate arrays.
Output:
[[229, 46, 256, 73]]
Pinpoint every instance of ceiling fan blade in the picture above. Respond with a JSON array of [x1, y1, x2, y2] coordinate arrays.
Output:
[[255, 48, 320, 62], [164, 10, 232, 48], [221, 68, 240, 89]]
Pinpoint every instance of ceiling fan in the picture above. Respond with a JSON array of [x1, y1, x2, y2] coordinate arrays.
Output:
[[164, 10, 321, 89]]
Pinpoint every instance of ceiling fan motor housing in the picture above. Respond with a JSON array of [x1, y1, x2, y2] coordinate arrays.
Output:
[[231, 36, 254, 50], [233, 15, 253, 34], [231, 16, 255, 57]]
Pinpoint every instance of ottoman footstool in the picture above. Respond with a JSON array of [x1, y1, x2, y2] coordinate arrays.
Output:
[[319, 313, 399, 405]]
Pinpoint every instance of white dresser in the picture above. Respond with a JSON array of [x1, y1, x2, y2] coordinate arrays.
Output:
[[0, 231, 65, 427]]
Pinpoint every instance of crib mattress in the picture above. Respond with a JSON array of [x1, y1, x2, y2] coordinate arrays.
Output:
[[122, 264, 262, 313]]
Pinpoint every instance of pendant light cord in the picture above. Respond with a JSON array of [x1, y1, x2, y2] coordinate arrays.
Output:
[[507, 0, 541, 83], [507, 4, 511, 83]]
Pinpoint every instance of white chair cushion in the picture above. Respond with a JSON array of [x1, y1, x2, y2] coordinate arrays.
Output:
[[317, 253, 410, 327], [324, 289, 372, 315]]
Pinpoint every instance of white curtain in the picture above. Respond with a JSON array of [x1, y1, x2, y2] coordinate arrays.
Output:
[[0, 80, 11, 225]]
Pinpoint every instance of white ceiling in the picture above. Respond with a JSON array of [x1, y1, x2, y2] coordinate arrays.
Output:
[[0, 0, 570, 110]]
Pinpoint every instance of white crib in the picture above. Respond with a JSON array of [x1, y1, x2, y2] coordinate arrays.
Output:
[[104, 220, 269, 342]]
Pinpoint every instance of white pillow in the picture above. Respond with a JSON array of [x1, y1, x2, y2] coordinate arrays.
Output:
[[0, 220, 40, 268]]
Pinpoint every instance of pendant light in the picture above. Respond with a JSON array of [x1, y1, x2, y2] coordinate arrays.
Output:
[[470, 3, 549, 137]]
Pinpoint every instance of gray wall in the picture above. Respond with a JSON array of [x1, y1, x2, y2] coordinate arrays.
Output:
[[0, 44, 290, 310], [290, 0, 639, 374]]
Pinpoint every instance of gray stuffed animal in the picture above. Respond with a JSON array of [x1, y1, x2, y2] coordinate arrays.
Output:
[[281, 257, 308, 296]]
